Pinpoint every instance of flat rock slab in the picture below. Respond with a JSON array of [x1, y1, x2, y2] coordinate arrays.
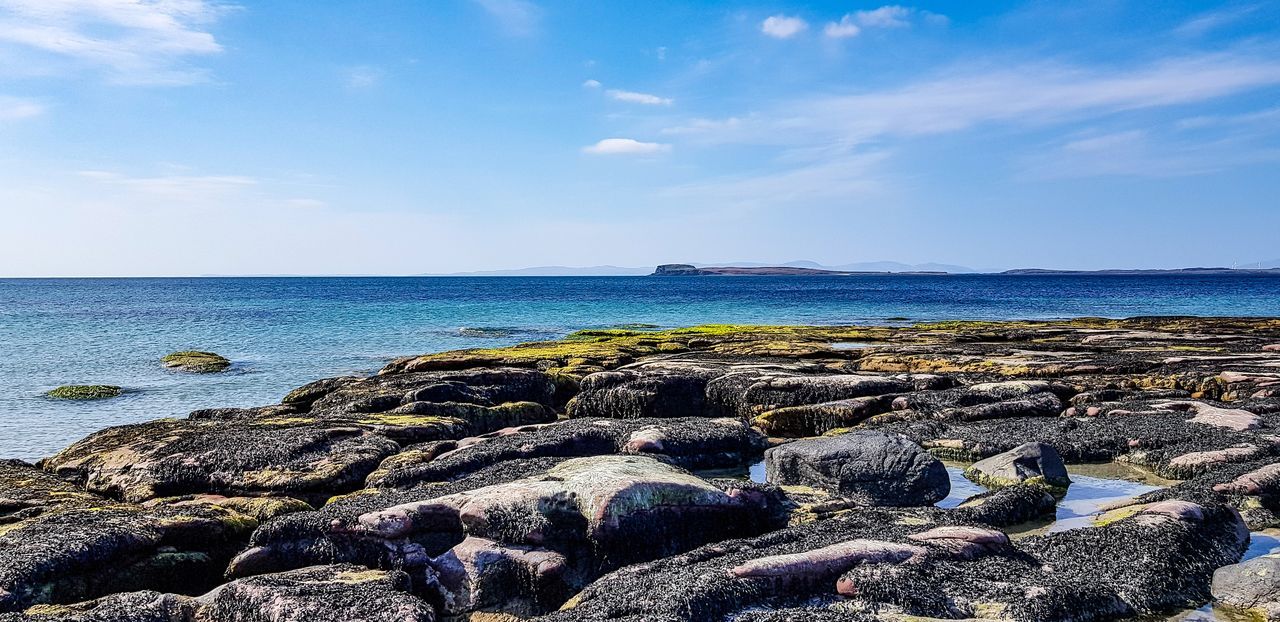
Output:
[[764, 431, 949, 506], [44, 420, 401, 504], [1213, 554, 1280, 621]]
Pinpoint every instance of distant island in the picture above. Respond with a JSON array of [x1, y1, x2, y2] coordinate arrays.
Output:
[[651, 263, 1280, 277], [651, 264, 947, 276]]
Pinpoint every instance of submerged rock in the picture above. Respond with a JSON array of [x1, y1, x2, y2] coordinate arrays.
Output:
[[44, 385, 123, 400], [161, 351, 231, 373], [964, 441, 1071, 492], [764, 431, 949, 506]]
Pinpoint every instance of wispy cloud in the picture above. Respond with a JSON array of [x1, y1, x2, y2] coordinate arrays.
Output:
[[78, 169, 257, 200], [606, 89, 673, 106], [824, 5, 947, 38], [471, 0, 540, 36], [582, 138, 671, 155], [1025, 128, 1280, 179], [1176, 5, 1259, 37], [666, 51, 1280, 149], [761, 15, 807, 39], [0, 95, 43, 120], [582, 79, 601, 89], [0, 0, 237, 85], [1177, 106, 1280, 130], [343, 66, 383, 90]]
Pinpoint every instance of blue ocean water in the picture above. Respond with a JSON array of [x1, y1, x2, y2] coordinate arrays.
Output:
[[2, 274, 1279, 461]]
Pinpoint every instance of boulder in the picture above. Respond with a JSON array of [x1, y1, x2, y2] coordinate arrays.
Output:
[[753, 395, 896, 437], [1213, 554, 1280, 621], [963, 442, 1071, 492], [0, 461, 256, 613], [565, 370, 718, 419], [741, 374, 952, 414], [161, 351, 230, 373], [307, 368, 557, 413], [764, 432, 949, 506]]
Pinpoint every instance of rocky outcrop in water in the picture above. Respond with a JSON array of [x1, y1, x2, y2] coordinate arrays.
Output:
[[7, 318, 1280, 619]]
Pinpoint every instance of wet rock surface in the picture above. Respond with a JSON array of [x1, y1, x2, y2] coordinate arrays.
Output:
[[9, 318, 1280, 621]]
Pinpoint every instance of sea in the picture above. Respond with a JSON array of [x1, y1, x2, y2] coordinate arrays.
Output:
[[3, 274, 1279, 461]]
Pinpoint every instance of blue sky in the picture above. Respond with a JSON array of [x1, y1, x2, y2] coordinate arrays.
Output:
[[1, 0, 1278, 276]]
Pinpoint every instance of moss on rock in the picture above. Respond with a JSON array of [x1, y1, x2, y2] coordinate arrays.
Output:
[[44, 385, 122, 400], [161, 351, 230, 373]]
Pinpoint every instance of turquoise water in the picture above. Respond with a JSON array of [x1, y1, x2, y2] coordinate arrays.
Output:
[[2, 275, 1279, 461]]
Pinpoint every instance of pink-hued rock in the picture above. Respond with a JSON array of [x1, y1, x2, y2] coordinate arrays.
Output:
[[430, 536, 568, 617], [728, 539, 925, 592], [907, 526, 1010, 559], [1168, 445, 1263, 470], [1153, 401, 1262, 431], [1263, 344, 1280, 352], [1138, 500, 1206, 523], [1215, 463, 1280, 496]]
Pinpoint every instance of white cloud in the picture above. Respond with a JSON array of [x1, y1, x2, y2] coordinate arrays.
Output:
[[471, 0, 539, 36], [0, 0, 236, 85], [605, 89, 673, 106], [656, 46, 667, 61], [824, 16, 861, 39], [826, 5, 944, 37], [1177, 106, 1280, 130], [582, 79, 601, 89], [663, 152, 888, 206], [582, 138, 671, 155], [761, 15, 807, 39], [854, 6, 912, 28], [1061, 130, 1145, 152], [0, 95, 43, 120]]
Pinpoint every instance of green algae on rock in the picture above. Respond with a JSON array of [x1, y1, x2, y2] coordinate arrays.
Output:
[[161, 350, 230, 373], [44, 385, 122, 400]]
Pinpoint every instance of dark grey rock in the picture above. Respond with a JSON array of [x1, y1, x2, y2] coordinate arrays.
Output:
[[764, 431, 949, 506], [964, 441, 1071, 491]]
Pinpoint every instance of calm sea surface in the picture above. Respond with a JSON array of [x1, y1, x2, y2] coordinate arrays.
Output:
[[3, 275, 1279, 461]]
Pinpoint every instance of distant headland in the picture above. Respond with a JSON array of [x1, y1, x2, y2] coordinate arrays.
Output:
[[650, 263, 1280, 277]]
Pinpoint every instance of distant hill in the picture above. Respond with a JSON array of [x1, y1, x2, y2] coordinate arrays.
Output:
[[430, 265, 652, 276], [1239, 259, 1280, 270], [1002, 267, 1280, 276]]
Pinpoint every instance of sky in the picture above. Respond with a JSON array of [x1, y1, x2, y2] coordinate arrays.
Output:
[[1, 0, 1278, 276]]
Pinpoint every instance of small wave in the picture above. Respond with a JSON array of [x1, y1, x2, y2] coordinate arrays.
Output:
[[456, 326, 545, 338]]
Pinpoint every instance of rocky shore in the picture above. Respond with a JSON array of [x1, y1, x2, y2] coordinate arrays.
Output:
[[5, 317, 1280, 621]]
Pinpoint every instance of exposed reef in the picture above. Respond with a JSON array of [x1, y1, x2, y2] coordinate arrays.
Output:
[[44, 385, 122, 400], [7, 317, 1280, 620]]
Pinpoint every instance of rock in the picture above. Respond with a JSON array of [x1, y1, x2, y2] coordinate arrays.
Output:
[[963, 442, 1071, 492], [1214, 463, 1280, 496], [764, 432, 949, 506], [307, 368, 557, 413], [365, 417, 768, 490], [243, 456, 786, 618], [196, 564, 435, 622], [565, 370, 717, 419], [545, 498, 1247, 621], [950, 484, 1057, 527], [753, 395, 896, 437], [742, 374, 952, 414], [44, 385, 122, 400], [3, 565, 436, 622], [1213, 554, 1280, 621], [937, 392, 1063, 422], [0, 461, 256, 613], [142, 494, 313, 522], [45, 419, 401, 504], [281, 376, 363, 407], [161, 351, 230, 373], [1154, 400, 1262, 431]]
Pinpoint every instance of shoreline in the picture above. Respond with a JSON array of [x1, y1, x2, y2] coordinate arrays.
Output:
[[4, 317, 1280, 620]]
